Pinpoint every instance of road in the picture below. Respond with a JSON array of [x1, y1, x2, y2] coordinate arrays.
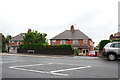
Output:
[[1, 53, 119, 79]]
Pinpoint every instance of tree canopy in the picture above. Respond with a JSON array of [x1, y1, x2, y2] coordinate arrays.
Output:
[[23, 29, 48, 45]]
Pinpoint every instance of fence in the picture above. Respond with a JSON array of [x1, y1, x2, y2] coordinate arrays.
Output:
[[17, 48, 74, 55]]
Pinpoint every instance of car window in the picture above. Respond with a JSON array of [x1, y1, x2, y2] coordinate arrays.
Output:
[[110, 43, 120, 48]]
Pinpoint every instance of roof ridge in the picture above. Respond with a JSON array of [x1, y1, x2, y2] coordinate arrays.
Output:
[[51, 29, 91, 40]]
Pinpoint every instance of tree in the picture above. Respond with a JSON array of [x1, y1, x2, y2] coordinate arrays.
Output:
[[99, 40, 110, 50], [23, 29, 48, 45], [5, 35, 12, 45], [1, 34, 6, 52]]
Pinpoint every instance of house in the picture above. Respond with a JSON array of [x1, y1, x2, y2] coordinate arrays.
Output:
[[9, 33, 25, 50], [109, 32, 120, 40], [50, 25, 94, 56]]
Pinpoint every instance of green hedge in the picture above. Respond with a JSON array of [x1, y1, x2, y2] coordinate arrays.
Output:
[[19, 44, 73, 49], [99, 39, 120, 50]]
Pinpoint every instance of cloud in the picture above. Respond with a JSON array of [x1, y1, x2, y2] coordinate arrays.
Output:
[[0, 0, 119, 46]]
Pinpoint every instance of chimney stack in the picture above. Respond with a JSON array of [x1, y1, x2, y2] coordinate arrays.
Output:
[[28, 29, 32, 33], [70, 25, 74, 31]]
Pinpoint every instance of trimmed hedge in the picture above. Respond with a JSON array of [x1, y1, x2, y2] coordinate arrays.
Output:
[[18, 44, 74, 55], [17, 48, 74, 55], [19, 44, 72, 49]]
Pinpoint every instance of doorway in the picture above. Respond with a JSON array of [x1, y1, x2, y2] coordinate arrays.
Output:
[[82, 49, 88, 56]]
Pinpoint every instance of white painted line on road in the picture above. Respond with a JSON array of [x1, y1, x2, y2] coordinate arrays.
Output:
[[9, 63, 91, 76], [9, 63, 51, 76], [50, 66, 91, 73], [9, 67, 49, 74], [50, 72, 68, 76], [9, 64, 43, 68]]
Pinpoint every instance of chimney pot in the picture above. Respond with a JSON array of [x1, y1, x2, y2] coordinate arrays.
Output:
[[71, 25, 74, 31], [28, 29, 32, 32]]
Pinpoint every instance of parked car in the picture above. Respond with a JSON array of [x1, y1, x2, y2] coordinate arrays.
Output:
[[88, 51, 97, 57], [103, 42, 120, 61]]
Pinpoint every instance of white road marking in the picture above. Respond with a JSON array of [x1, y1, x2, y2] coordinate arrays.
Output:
[[50, 66, 91, 73], [9, 64, 43, 68], [9, 63, 91, 76], [9, 67, 48, 74]]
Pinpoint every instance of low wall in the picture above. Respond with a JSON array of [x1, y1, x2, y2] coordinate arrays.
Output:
[[17, 48, 74, 55]]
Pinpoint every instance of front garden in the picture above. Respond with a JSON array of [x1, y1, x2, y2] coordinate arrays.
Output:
[[17, 29, 74, 55]]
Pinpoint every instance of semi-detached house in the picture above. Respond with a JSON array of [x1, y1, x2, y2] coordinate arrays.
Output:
[[9, 33, 24, 50], [50, 25, 94, 56]]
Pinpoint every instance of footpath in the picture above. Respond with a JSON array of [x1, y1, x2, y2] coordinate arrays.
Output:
[[0, 53, 99, 60]]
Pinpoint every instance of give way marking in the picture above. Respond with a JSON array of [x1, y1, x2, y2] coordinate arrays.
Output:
[[9, 63, 91, 76]]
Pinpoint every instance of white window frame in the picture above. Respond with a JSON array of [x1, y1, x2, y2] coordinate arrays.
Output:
[[52, 40, 56, 45], [12, 41, 14, 44], [17, 41, 20, 45], [73, 40, 78, 44], [83, 40, 88, 44], [82, 49, 88, 54], [60, 40, 66, 44]]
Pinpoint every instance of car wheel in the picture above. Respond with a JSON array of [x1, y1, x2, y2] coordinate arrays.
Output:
[[108, 54, 116, 61]]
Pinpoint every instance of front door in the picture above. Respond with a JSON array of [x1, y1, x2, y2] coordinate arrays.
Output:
[[82, 49, 88, 56]]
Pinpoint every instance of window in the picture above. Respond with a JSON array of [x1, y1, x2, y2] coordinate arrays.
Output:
[[73, 40, 78, 44], [52, 40, 56, 45], [12, 41, 14, 44], [83, 40, 88, 44], [17, 41, 20, 45], [82, 49, 88, 54], [60, 40, 66, 44], [110, 43, 120, 48]]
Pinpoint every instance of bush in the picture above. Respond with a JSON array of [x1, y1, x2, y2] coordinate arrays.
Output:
[[73, 48, 79, 55], [111, 39, 120, 42], [99, 40, 110, 50], [19, 44, 44, 49], [19, 44, 73, 49], [78, 53, 84, 56]]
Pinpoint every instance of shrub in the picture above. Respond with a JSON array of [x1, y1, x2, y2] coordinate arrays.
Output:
[[99, 40, 110, 50], [19, 44, 44, 49], [73, 48, 79, 55], [111, 39, 120, 42], [19, 44, 73, 49]]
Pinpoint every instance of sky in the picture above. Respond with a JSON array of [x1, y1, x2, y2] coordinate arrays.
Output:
[[0, 0, 119, 46]]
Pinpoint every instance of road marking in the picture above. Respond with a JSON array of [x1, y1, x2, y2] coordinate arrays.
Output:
[[9, 63, 91, 76], [50, 66, 91, 76], [9, 64, 43, 68], [9, 67, 48, 74]]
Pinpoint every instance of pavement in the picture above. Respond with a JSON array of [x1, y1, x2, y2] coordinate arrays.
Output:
[[0, 53, 99, 60]]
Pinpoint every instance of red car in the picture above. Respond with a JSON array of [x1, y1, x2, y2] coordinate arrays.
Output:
[[88, 51, 97, 57]]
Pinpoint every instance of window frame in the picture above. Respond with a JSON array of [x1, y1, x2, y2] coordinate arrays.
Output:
[[83, 40, 88, 44], [12, 41, 14, 44], [60, 40, 66, 44], [52, 40, 56, 45], [73, 40, 79, 44]]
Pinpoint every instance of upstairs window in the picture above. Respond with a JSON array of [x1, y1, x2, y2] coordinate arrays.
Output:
[[17, 41, 20, 45], [83, 40, 88, 44], [52, 40, 56, 45], [12, 41, 14, 44], [73, 40, 78, 44], [60, 40, 66, 44]]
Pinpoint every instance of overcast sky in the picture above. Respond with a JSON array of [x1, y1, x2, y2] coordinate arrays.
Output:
[[0, 0, 119, 46]]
